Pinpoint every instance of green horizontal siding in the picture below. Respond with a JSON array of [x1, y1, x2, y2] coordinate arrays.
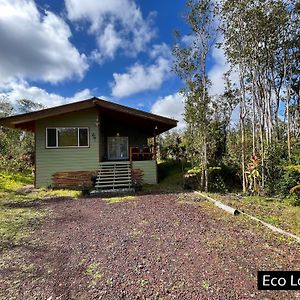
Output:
[[132, 160, 157, 184], [35, 108, 99, 187]]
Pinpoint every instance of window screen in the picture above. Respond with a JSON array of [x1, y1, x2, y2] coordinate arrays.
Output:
[[79, 128, 88, 146], [47, 128, 57, 147]]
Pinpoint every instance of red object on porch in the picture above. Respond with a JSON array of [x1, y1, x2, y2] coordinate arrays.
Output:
[[142, 146, 152, 160], [131, 146, 140, 161]]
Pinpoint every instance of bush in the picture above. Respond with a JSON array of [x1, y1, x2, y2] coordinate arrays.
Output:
[[183, 166, 201, 190], [183, 163, 240, 192], [278, 167, 299, 195], [208, 167, 227, 193], [264, 142, 288, 195]]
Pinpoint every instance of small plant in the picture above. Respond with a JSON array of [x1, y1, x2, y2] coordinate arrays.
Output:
[[139, 279, 148, 288], [246, 155, 261, 195], [201, 280, 210, 290], [86, 262, 102, 285]]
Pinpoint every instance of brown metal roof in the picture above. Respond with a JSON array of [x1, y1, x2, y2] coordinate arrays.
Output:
[[0, 97, 177, 134]]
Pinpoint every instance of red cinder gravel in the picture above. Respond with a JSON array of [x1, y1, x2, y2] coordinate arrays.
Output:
[[1, 193, 299, 300]]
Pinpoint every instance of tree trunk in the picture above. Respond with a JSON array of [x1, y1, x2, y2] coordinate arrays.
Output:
[[251, 72, 256, 156], [204, 136, 208, 192], [239, 65, 247, 193], [286, 86, 291, 161]]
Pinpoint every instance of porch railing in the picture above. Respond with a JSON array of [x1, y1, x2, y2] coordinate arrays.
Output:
[[129, 146, 156, 163]]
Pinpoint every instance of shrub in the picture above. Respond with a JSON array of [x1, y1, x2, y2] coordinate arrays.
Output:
[[183, 166, 201, 190], [278, 165, 300, 196], [208, 167, 227, 193], [183, 164, 240, 192], [264, 142, 288, 195]]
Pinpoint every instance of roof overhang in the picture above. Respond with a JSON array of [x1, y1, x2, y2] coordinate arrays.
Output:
[[0, 97, 177, 135]]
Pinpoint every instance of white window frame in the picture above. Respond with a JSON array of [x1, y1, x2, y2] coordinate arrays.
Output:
[[46, 127, 90, 149]]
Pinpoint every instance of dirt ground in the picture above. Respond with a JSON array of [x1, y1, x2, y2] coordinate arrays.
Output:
[[1, 193, 299, 300]]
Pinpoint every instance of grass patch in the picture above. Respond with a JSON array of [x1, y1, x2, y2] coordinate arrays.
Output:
[[0, 171, 33, 190], [143, 160, 188, 193], [86, 262, 103, 286], [208, 193, 300, 237], [0, 171, 81, 250], [104, 195, 136, 204]]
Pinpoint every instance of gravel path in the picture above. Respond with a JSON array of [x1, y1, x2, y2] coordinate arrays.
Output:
[[1, 193, 299, 300]]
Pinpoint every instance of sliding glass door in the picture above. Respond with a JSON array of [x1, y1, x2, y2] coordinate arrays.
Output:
[[107, 137, 129, 160]]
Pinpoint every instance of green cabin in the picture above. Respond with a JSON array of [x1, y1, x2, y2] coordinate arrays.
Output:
[[0, 97, 177, 190]]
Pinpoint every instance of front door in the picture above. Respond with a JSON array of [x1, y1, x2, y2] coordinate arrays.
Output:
[[107, 137, 129, 160]]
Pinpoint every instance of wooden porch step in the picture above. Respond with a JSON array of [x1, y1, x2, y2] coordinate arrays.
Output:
[[96, 178, 131, 183], [98, 169, 131, 172], [96, 161, 132, 191], [98, 174, 131, 180], [97, 175, 131, 179], [98, 172, 131, 177], [95, 183, 132, 188], [99, 162, 130, 166], [96, 181, 131, 185]]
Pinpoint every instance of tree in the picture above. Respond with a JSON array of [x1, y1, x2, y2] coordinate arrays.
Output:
[[219, 0, 300, 193], [173, 0, 217, 191], [0, 98, 44, 172]]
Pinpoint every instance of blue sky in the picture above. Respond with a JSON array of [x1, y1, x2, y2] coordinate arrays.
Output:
[[0, 0, 229, 129]]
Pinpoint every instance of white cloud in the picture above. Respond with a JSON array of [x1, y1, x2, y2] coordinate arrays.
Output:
[[111, 58, 171, 98], [96, 24, 122, 59], [65, 0, 155, 61], [181, 34, 194, 46], [149, 43, 171, 59], [0, 0, 88, 84], [0, 81, 93, 108], [111, 43, 172, 98], [151, 93, 185, 131]]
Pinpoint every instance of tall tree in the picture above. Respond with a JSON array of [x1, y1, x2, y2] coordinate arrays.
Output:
[[173, 0, 216, 191]]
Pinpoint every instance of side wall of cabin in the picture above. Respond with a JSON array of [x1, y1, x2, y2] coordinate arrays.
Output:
[[35, 108, 99, 188]]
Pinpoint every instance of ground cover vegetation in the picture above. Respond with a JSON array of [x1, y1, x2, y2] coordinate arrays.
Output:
[[0, 172, 81, 250]]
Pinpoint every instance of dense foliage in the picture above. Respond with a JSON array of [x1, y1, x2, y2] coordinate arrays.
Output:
[[0, 98, 43, 173]]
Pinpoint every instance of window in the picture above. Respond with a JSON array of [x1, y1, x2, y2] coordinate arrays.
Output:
[[46, 128, 89, 148]]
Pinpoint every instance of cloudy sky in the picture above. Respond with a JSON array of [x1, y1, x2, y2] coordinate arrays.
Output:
[[0, 0, 229, 129]]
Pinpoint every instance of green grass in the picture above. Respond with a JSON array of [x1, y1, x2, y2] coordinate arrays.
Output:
[[0, 171, 33, 190], [143, 160, 187, 193], [208, 193, 300, 237], [0, 171, 81, 250], [104, 195, 136, 204]]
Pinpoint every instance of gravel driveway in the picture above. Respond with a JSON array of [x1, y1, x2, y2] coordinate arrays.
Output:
[[1, 193, 299, 299]]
